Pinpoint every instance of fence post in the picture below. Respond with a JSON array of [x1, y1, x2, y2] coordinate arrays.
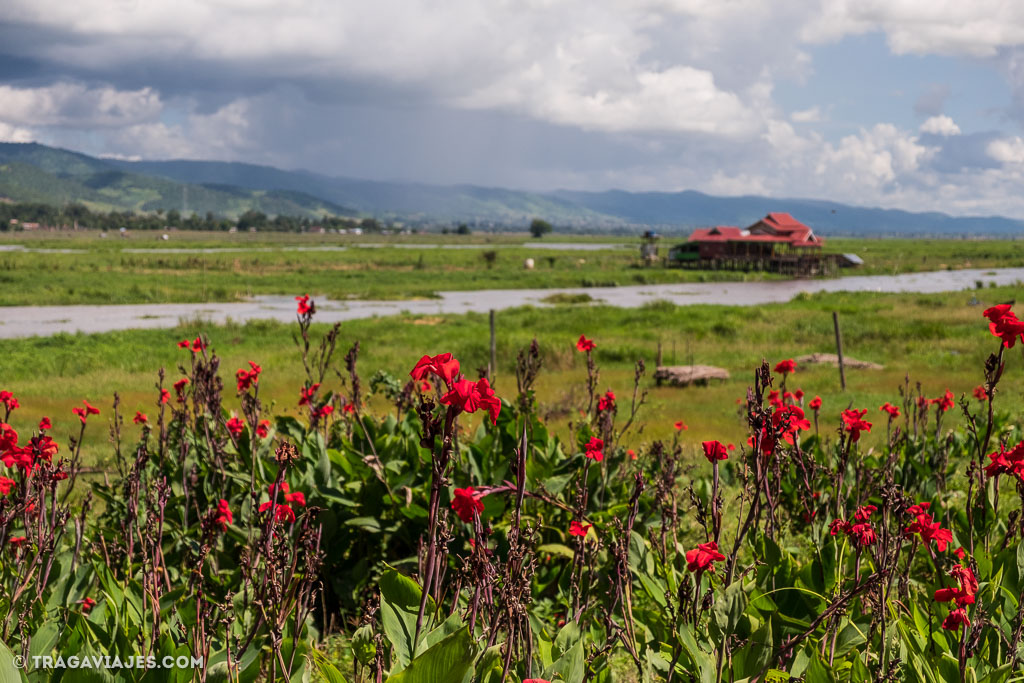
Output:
[[832, 311, 846, 391], [489, 309, 496, 383]]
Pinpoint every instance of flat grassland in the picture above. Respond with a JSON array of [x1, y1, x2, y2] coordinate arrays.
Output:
[[0, 230, 1022, 305], [1, 284, 1019, 463]]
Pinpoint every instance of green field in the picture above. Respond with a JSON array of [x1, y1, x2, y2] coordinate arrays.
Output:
[[2, 284, 1020, 464], [0, 230, 1023, 305]]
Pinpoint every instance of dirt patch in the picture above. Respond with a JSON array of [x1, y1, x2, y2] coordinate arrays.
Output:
[[796, 353, 883, 370]]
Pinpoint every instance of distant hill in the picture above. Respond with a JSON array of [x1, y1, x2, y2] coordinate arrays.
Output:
[[2, 142, 1024, 235], [0, 143, 357, 219]]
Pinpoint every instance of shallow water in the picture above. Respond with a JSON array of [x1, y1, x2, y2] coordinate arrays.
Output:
[[1, 267, 1021, 339]]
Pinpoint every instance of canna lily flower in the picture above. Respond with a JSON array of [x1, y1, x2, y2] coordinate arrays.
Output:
[[597, 390, 616, 412], [0, 476, 14, 495], [941, 608, 970, 631], [701, 440, 728, 463], [160, 388, 170, 404], [575, 335, 595, 352], [419, 380, 432, 392], [841, 409, 872, 442], [0, 391, 18, 413], [674, 421, 687, 431], [409, 353, 461, 386], [984, 304, 1024, 348], [686, 541, 725, 573], [133, 412, 148, 425], [256, 419, 271, 439], [190, 336, 205, 353], [793, 389, 804, 402], [8, 536, 27, 548], [439, 378, 502, 425], [214, 499, 232, 531], [972, 385, 988, 401], [451, 487, 484, 522], [71, 400, 101, 425], [38, 417, 51, 431], [173, 378, 189, 397], [774, 359, 796, 375], [879, 402, 900, 418], [79, 597, 96, 612], [584, 436, 604, 462], [295, 294, 314, 316], [226, 416, 245, 437], [298, 383, 320, 406], [235, 361, 262, 393], [809, 396, 822, 411], [569, 521, 592, 537], [259, 502, 297, 524], [930, 389, 954, 413], [627, 449, 636, 460]]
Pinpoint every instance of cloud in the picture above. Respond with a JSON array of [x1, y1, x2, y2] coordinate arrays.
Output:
[[919, 115, 961, 136], [790, 106, 824, 123], [0, 82, 162, 127], [914, 83, 951, 117], [987, 136, 1024, 164]]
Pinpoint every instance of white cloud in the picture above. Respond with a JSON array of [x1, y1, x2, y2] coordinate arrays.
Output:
[[790, 106, 824, 123], [0, 122, 34, 143], [0, 83, 162, 128], [919, 115, 961, 136], [987, 136, 1024, 164]]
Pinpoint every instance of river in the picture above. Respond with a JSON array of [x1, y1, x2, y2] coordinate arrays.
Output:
[[1, 267, 1021, 340]]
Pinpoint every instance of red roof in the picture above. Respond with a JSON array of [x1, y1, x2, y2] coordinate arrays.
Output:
[[687, 213, 823, 247]]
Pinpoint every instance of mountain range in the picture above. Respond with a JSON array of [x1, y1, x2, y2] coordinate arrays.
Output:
[[1, 141, 1022, 235]]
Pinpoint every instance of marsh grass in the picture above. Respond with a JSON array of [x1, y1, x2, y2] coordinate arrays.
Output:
[[3, 285, 1020, 465]]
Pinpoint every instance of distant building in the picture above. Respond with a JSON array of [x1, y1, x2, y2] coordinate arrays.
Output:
[[668, 213, 834, 275]]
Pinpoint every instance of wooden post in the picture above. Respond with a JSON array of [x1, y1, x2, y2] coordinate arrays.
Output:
[[832, 311, 846, 391], [489, 309, 496, 383], [656, 340, 663, 367]]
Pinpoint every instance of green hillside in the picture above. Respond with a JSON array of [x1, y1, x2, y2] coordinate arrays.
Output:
[[0, 144, 356, 219]]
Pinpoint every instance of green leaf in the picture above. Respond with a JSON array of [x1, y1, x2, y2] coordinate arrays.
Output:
[[548, 638, 584, 683], [29, 622, 60, 661], [537, 543, 575, 560], [311, 651, 349, 683], [379, 569, 434, 670], [384, 626, 475, 683], [0, 641, 26, 683], [712, 581, 748, 636]]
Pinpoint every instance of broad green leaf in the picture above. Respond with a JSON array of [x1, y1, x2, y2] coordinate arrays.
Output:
[[385, 626, 475, 683], [0, 641, 26, 683]]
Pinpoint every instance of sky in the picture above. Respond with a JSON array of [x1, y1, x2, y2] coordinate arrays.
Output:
[[2, 1, 1024, 216]]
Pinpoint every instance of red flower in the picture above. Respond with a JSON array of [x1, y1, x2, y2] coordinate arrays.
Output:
[[954, 547, 966, 559], [972, 385, 988, 401], [984, 304, 1024, 348], [71, 400, 101, 425], [576, 335, 595, 352], [190, 336, 205, 353], [853, 504, 877, 522], [299, 383, 320, 406], [727, 443, 736, 451], [176, 339, 190, 349], [569, 521, 592, 537], [584, 436, 604, 462], [236, 361, 262, 393], [256, 419, 270, 438], [173, 378, 189, 398], [439, 378, 502, 425], [0, 391, 18, 413], [934, 564, 978, 608], [80, 597, 96, 612], [0, 476, 14, 496], [879, 402, 900, 418], [313, 404, 334, 420], [841, 409, 872, 442], [701, 440, 728, 463], [686, 541, 725, 572], [941, 608, 970, 631], [38, 417, 51, 431], [849, 523, 877, 547], [226, 416, 245, 437], [342, 403, 355, 414], [214, 499, 232, 531], [8, 535, 27, 548], [809, 396, 821, 411], [409, 353, 461, 386], [597, 390, 616, 412], [160, 388, 170, 404], [0, 423, 19, 454], [451, 487, 484, 522], [674, 421, 687, 431], [627, 449, 636, 460], [830, 518, 850, 537], [419, 380, 432, 392], [774, 359, 796, 375], [931, 389, 954, 413], [133, 412, 148, 425], [793, 389, 804, 401], [259, 501, 296, 524], [904, 507, 953, 551], [295, 294, 314, 316]]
